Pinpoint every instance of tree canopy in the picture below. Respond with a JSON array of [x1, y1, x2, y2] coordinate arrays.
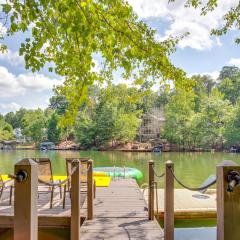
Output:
[[0, 119, 13, 141], [2, 0, 189, 126]]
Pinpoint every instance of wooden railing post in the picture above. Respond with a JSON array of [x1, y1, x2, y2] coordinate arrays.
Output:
[[164, 160, 174, 240], [94, 179, 96, 199], [217, 160, 240, 240], [87, 159, 93, 220], [71, 160, 80, 240], [14, 158, 38, 240], [148, 160, 154, 220]]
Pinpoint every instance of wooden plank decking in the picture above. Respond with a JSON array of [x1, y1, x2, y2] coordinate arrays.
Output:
[[0, 186, 87, 228], [80, 179, 164, 239], [0, 179, 164, 239]]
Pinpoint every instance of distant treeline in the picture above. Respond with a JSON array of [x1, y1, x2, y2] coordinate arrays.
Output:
[[1, 65, 240, 150]]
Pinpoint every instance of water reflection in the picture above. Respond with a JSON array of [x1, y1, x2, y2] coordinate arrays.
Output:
[[175, 227, 216, 240]]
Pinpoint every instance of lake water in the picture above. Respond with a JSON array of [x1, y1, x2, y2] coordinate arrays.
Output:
[[1, 150, 237, 239], [1, 150, 239, 187]]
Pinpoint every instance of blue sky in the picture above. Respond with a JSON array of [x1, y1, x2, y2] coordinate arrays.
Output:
[[0, 0, 239, 114]]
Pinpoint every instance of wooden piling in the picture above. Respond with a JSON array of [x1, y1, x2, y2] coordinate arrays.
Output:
[[148, 160, 154, 220], [164, 160, 174, 240], [217, 160, 240, 240], [14, 158, 38, 240], [71, 160, 81, 240], [87, 159, 93, 220]]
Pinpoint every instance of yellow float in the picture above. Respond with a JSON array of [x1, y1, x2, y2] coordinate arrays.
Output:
[[1, 173, 111, 187]]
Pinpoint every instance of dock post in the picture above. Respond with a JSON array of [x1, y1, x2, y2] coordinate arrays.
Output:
[[148, 160, 154, 220], [87, 159, 93, 220], [94, 179, 96, 199], [164, 160, 174, 240], [217, 160, 240, 240], [14, 158, 38, 240], [71, 160, 81, 240]]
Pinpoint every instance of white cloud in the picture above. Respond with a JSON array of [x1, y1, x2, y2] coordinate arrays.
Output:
[[91, 59, 101, 73], [128, 0, 238, 51], [0, 102, 21, 113], [0, 22, 7, 36], [0, 65, 63, 98], [188, 70, 219, 80], [228, 58, 240, 68], [0, 49, 24, 66]]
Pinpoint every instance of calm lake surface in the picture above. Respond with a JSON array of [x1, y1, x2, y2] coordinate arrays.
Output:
[[0, 150, 239, 187], [1, 150, 237, 239]]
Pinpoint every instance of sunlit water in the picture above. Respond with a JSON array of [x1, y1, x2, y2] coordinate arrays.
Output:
[[1, 150, 236, 239]]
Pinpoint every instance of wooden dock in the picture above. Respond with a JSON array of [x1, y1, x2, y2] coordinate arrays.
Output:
[[0, 186, 87, 229], [81, 179, 164, 239]]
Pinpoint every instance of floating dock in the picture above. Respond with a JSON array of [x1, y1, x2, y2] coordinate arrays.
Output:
[[143, 189, 216, 219]]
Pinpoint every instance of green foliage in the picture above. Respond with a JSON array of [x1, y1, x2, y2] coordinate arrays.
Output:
[[4, 108, 28, 129], [47, 113, 61, 144], [163, 89, 195, 146], [75, 112, 96, 147], [218, 66, 240, 81], [22, 109, 46, 143], [224, 101, 240, 147], [115, 113, 140, 142], [218, 77, 240, 105], [163, 76, 233, 149], [0, 120, 13, 141], [75, 84, 142, 147], [2, 0, 189, 125], [193, 89, 232, 148], [191, 74, 215, 112], [4, 112, 16, 128], [49, 89, 69, 115]]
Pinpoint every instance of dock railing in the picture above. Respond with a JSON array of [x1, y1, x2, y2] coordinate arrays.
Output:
[[149, 159, 240, 240], [87, 159, 93, 220], [14, 158, 38, 240], [11, 158, 91, 240]]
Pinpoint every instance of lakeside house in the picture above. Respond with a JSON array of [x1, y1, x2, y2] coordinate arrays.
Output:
[[13, 128, 26, 143], [139, 108, 165, 142]]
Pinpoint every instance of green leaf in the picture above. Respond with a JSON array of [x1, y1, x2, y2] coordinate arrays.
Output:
[[2, 4, 11, 14]]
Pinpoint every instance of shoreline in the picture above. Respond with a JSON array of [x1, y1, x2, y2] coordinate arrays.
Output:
[[0, 148, 235, 153]]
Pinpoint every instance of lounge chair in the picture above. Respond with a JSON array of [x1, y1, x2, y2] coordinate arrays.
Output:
[[0, 175, 13, 205], [32, 158, 62, 209]]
